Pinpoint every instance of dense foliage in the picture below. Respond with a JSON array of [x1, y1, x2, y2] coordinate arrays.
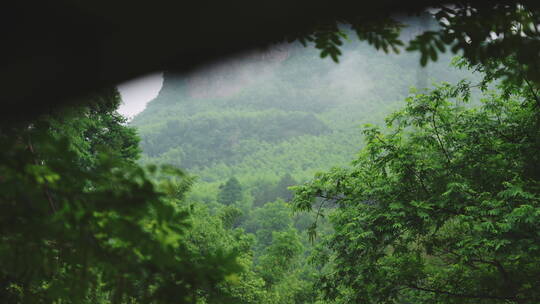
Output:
[[0, 88, 324, 304], [0, 90, 240, 303], [4, 6, 540, 304], [123, 20, 497, 304], [218, 177, 243, 206], [293, 62, 540, 303]]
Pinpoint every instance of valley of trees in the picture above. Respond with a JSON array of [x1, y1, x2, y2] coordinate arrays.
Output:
[[2, 5, 540, 304]]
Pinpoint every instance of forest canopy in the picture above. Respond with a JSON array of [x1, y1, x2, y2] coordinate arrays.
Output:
[[2, 4, 540, 304], [292, 58, 540, 303]]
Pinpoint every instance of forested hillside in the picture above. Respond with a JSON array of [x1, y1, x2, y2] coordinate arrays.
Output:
[[5, 5, 540, 303], [124, 26, 483, 303], [131, 31, 477, 202]]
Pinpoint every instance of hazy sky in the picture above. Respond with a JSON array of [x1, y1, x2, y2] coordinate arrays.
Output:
[[117, 73, 163, 118]]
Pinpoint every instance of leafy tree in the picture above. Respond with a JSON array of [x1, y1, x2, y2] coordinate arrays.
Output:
[[276, 173, 297, 202], [258, 230, 303, 286], [250, 174, 298, 207], [218, 177, 243, 206], [244, 200, 294, 248], [178, 203, 263, 304], [219, 205, 245, 229], [293, 72, 540, 303], [251, 178, 282, 208], [217, 253, 268, 304], [0, 89, 239, 303]]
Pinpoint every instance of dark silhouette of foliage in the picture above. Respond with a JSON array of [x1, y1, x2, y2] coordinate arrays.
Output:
[[0, 89, 240, 303]]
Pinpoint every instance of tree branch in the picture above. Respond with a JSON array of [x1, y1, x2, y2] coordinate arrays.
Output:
[[27, 136, 57, 213], [406, 283, 520, 301], [430, 104, 453, 167]]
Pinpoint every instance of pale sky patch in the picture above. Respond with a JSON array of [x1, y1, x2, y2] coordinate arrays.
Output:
[[118, 72, 163, 119]]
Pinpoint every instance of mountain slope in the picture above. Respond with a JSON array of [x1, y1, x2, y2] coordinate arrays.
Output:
[[130, 35, 479, 194]]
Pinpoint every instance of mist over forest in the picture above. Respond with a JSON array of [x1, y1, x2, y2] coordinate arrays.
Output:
[[111, 20, 485, 302], [4, 6, 540, 304], [130, 21, 477, 203]]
